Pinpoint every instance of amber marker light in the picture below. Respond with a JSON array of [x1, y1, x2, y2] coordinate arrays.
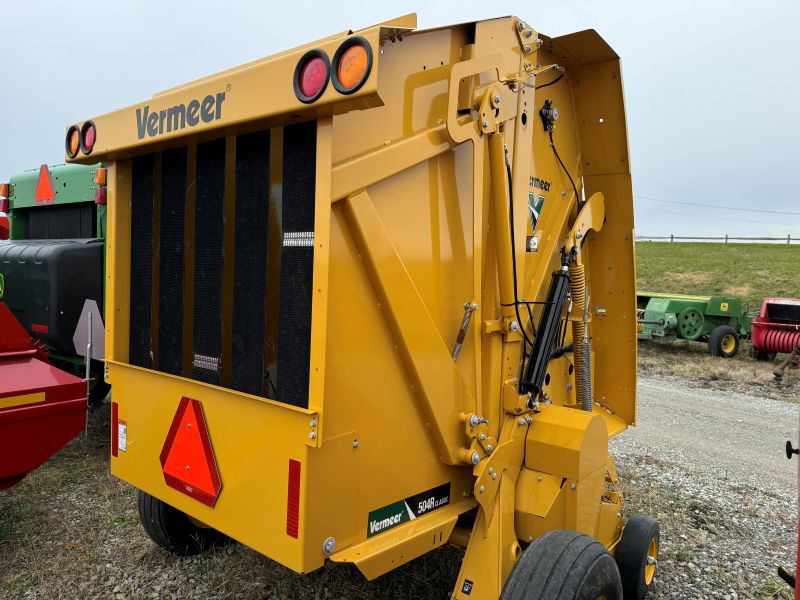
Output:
[[332, 37, 373, 94], [66, 125, 81, 158]]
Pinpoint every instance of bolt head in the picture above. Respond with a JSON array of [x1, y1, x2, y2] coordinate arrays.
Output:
[[524, 44, 532, 54], [185, 465, 190, 471], [471, 303, 478, 310], [494, 94, 501, 104], [510, 321, 519, 331], [323, 537, 336, 555], [471, 451, 480, 464], [487, 445, 494, 453], [570, 483, 576, 490], [479, 485, 485, 493], [491, 472, 497, 480], [536, 37, 543, 46], [525, 415, 532, 424], [519, 418, 527, 426], [470, 414, 480, 427], [647, 557, 657, 565], [479, 433, 487, 441], [309, 418, 317, 427], [309, 431, 317, 440], [518, 21, 526, 31], [482, 119, 490, 128], [352, 439, 359, 449]]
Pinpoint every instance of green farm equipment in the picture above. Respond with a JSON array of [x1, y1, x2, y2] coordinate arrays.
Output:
[[637, 292, 752, 357], [0, 163, 109, 403]]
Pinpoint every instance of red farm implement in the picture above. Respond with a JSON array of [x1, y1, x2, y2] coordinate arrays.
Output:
[[749, 298, 800, 364], [0, 302, 86, 489]]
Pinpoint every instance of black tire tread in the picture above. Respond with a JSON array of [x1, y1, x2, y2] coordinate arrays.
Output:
[[502, 530, 622, 600], [616, 515, 660, 600], [138, 490, 228, 555], [708, 325, 739, 358]]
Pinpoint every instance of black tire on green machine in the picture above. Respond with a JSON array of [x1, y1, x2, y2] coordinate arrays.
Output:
[[708, 325, 739, 358]]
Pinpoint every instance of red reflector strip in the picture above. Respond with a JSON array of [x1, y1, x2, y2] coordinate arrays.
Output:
[[111, 402, 119, 457], [286, 459, 301, 538], [30, 323, 48, 334]]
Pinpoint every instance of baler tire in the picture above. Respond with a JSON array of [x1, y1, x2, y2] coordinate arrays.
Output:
[[708, 326, 739, 358], [88, 361, 110, 406], [500, 530, 623, 600], [749, 347, 777, 362], [88, 379, 110, 406], [138, 491, 229, 556], [616, 515, 659, 600]]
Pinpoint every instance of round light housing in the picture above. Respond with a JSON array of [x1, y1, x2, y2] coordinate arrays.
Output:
[[66, 125, 80, 158], [80, 121, 96, 154], [293, 50, 330, 104], [332, 37, 373, 94]]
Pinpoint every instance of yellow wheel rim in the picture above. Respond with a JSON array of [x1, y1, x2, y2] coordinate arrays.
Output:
[[644, 537, 658, 585], [721, 334, 736, 353]]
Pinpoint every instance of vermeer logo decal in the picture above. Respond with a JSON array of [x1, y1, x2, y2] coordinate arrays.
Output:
[[136, 91, 227, 140], [367, 483, 450, 538]]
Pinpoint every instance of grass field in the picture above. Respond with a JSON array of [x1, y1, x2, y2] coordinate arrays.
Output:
[[635, 242, 800, 309]]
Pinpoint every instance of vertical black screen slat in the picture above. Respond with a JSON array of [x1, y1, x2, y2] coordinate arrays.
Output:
[[192, 138, 226, 384], [157, 147, 187, 376], [231, 130, 270, 395], [24, 203, 96, 240], [129, 154, 155, 368], [277, 120, 316, 408]]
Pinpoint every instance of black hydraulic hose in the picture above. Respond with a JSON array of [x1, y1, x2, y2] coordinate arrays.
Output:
[[504, 145, 535, 350]]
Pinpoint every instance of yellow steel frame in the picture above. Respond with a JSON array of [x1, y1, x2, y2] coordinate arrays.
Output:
[[73, 13, 637, 598]]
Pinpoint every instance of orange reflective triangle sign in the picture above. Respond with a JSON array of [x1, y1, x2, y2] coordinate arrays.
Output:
[[160, 397, 222, 507], [34, 164, 55, 204]]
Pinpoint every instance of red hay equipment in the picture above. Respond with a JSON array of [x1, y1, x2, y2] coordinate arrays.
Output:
[[0, 302, 86, 489]]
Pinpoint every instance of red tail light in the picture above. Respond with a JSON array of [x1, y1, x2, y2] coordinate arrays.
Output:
[[95, 187, 107, 205], [0, 199, 8, 213], [80, 121, 97, 154], [293, 50, 329, 104]]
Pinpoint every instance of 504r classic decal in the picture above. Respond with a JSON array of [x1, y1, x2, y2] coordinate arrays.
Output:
[[367, 483, 450, 537]]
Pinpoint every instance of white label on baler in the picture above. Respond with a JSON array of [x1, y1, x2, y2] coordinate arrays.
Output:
[[118, 421, 127, 452]]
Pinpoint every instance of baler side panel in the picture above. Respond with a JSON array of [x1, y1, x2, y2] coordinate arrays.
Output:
[[571, 53, 636, 426]]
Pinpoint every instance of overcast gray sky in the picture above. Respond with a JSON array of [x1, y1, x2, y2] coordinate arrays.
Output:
[[1, 0, 797, 237]]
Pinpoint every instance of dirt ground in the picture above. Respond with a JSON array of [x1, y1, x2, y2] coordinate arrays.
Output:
[[1, 346, 798, 599]]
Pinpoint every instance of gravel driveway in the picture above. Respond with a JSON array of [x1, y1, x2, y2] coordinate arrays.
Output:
[[612, 375, 798, 599], [0, 373, 796, 599]]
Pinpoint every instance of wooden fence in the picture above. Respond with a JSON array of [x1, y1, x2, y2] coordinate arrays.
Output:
[[635, 234, 797, 244]]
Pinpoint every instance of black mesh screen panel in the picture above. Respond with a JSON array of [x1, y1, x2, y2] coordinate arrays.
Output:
[[129, 154, 155, 368], [277, 120, 316, 408], [24, 203, 96, 239], [157, 148, 187, 376], [192, 139, 226, 384], [231, 131, 270, 396]]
